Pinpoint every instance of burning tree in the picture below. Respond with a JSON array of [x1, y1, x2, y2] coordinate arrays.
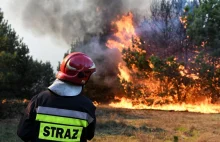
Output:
[[106, 0, 220, 112], [185, 0, 220, 101], [55, 0, 220, 113]]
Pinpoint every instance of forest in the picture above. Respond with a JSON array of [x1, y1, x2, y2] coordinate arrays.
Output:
[[0, 0, 219, 105]]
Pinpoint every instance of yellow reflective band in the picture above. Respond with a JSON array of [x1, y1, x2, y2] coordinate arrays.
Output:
[[36, 114, 88, 127], [39, 122, 83, 142]]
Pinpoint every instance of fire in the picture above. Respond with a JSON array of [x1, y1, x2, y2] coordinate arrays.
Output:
[[118, 63, 130, 82], [178, 65, 199, 80], [106, 12, 139, 52], [23, 99, 28, 103], [93, 101, 99, 106], [106, 12, 140, 82], [109, 97, 220, 114], [1, 99, 7, 104], [106, 12, 220, 114], [179, 16, 187, 28]]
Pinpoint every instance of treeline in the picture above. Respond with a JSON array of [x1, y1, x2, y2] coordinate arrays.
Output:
[[0, 10, 55, 99], [67, 0, 220, 103], [1, 0, 219, 104], [121, 0, 220, 103]]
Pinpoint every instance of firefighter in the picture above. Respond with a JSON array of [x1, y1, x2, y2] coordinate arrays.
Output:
[[17, 52, 96, 142]]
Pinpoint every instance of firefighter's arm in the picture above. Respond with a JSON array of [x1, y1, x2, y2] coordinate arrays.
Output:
[[87, 117, 96, 140], [86, 105, 96, 140], [17, 95, 38, 142]]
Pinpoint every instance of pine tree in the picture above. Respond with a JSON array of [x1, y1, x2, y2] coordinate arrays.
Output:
[[0, 9, 55, 98]]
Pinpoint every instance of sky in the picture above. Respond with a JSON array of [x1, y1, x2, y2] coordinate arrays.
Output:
[[0, 0, 152, 71], [0, 0, 68, 71]]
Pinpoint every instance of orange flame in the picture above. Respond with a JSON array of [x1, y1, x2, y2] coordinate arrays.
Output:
[[106, 12, 220, 113], [178, 65, 199, 80], [93, 101, 100, 106], [1, 99, 7, 104], [109, 97, 220, 113], [179, 16, 187, 28], [106, 12, 139, 52], [118, 63, 130, 82], [23, 99, 28, 103], [106, 12, 140, 82]]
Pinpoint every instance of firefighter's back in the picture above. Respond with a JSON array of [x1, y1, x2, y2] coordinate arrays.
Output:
[[17, 52, 97, 142], [35, 90, 96, 142]]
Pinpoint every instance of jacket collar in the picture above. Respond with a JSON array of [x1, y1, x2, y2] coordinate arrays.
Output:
[[48, 79, 82, 96]]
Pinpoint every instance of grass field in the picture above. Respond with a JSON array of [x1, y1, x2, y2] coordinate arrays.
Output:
[[1, 102, 220, 142]]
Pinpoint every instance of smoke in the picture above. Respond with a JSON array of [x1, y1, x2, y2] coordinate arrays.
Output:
[[21, 0, 151, 43], [69, 37, 122, 86], [17, 0, 151, 86], [23, 0, 116, 43]]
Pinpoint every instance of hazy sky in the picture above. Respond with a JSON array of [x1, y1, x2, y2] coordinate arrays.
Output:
[[0, 0, 68, 71], [0, 0, 151, 71]]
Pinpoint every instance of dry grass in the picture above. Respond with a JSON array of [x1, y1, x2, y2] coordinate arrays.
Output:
[[90, 105, 220, 142], [1, 101, 220, 142], [0, 119, 22, 142]]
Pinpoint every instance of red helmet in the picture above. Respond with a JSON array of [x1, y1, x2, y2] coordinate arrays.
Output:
[[57, 52, 96, 85]]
